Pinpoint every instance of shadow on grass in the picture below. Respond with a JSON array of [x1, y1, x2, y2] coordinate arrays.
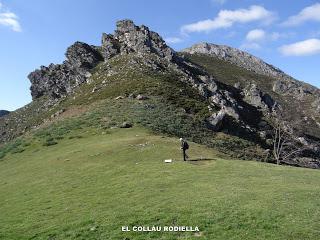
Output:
[[187, 158, 217, 161]]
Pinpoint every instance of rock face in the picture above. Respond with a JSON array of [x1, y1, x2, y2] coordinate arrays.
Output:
[[103, 19, 175, 60], [243, 84, 275, 111], [272, 80, 315, 99], [29, 20, 176, 100], [28, 42, 103, 99], [0, 110, 10, 118], [312, 98, 320, 113], [207, 110, 226, 131]]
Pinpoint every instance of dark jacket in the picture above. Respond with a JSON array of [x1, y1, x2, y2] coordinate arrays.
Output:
[[181, 140, 189, 150]]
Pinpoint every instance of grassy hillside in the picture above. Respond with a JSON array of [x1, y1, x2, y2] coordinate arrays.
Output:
[[1, 53, 267, 160], [1, 127, 320, 240]]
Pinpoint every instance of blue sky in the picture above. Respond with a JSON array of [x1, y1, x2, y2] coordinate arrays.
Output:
[[0, 0, 320, 110]]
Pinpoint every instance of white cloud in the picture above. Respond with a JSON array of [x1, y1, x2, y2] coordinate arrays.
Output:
[[245, 29, 289, 43], [181, 5, 275, 34], [279, 39, 320, 56], [0, 2, 22, 32], [242, 30, 289, 51], [164, 37, 183, 44], [283, 3, 320, 26], [246, 29, 265, 42]]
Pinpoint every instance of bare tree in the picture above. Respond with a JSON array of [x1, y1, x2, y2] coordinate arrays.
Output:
[[271, 108, 306, 165]]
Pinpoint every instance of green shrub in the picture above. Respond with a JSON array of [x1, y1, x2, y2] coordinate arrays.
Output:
[[43, 138, 58, 146], [11, 147, 25, 154], [68, 135, 83, 139]]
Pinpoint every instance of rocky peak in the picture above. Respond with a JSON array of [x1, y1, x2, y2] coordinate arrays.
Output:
[[102, 19, 176, 61], [182, 43, 286, 79], [116, 19, 136, 32], [28, 42, 103, 100], [65, 41, 103, 69], [28, 19, 178, 101]]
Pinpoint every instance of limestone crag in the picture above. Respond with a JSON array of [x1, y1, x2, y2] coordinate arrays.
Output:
[[102, 20, 175, 61], [29, 42, 103, 99], [28, 20, 177, 100], [243, 84, 275, 111]]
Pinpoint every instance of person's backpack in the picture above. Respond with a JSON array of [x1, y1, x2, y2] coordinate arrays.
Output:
[[184, 141, 189, 150]]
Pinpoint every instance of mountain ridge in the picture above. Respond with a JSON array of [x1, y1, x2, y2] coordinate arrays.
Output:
[[1, 19, 319, 168], [182, 42, 320, 99]]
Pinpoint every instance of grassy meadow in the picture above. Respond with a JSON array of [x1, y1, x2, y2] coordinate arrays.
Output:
[[1, 127, 320, 239]]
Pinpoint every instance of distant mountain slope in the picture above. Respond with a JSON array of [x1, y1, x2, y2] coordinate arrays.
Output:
[[181, 44, 320, 139], [0, 110, 9, 117], [182, 43, 320, 99]]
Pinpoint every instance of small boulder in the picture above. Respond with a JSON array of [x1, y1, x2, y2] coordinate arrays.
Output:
[[121, 122, 133, 128], [115, 96, 124, 100], [136, 94, 148, 100], [92, 87, 99, 93], [128, 93, 136, 99], [206, 110, 226, 131]]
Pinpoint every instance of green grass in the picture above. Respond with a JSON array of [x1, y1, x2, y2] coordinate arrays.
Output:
[[1, 127, 320, 240]]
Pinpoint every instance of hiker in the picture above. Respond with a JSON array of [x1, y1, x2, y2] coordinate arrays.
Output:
[[180, 138, 189, 161]]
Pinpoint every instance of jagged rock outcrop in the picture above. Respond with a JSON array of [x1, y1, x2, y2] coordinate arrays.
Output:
[[28, 20, 176, 100], [207, 110, 226, 131], [272, 80, 314, 99], [29, 63, 79, 99], [104, 19, 176, 61], [28, 42, 103, 99], [101, 19, 177, 63], [243, 84, 275, 111], [0, 110, 9, 118]]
